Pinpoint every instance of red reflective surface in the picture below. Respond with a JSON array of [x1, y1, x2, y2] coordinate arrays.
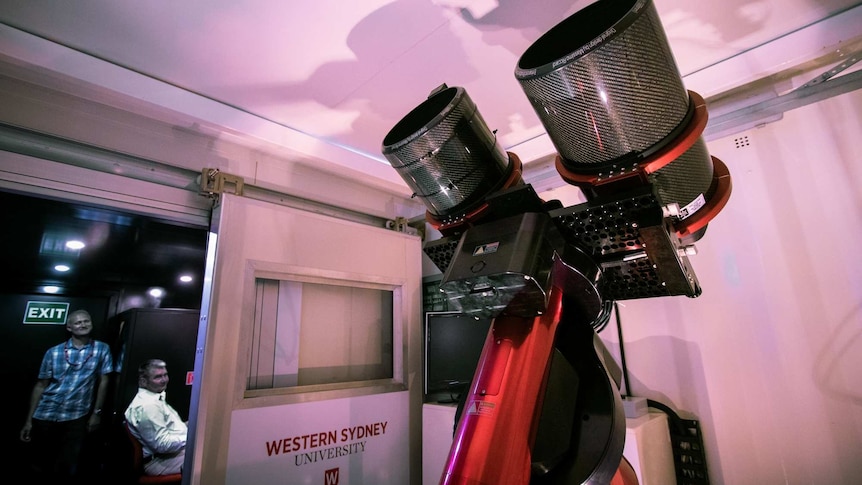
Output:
[[440, 287, 564, 485]]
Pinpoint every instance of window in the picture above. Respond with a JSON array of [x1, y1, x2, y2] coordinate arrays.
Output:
[[247, 276, 395, 393]]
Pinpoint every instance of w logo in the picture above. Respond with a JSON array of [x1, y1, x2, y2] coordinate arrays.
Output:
[[324, 467, 340, 485]]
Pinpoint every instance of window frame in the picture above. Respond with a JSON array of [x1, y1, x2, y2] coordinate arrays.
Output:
[[234, 260, 407, 408]]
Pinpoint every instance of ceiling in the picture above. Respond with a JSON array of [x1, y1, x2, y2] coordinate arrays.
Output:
[[1, 0, 860, 188], [0, 189, 208, 308], [0, 1, 859, 303]]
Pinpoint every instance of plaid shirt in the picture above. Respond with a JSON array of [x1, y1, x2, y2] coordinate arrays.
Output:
[[33, 338, 114, 422]]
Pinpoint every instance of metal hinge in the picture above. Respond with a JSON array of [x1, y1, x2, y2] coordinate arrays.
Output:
[[199, 168, 244, 197]]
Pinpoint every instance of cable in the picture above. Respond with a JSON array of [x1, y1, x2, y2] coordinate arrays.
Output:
[[611, 302, 711, 483], [591, 299, 614, 333], [646, 399, 686, 435], [614, 302, 631, 397]]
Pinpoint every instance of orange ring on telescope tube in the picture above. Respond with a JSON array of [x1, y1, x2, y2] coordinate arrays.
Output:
[[554, 90, 709, 187], [427, 152, 524, 233], [674, 157, 732, 238]]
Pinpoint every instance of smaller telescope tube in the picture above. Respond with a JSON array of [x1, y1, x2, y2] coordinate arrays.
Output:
[[382, 86, 511, 219]]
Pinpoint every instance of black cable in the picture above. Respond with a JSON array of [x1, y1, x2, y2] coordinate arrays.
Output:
[[614, 302, 631, 397], [646, 399, 687, 435], [611, 303, 711, 484], [612, 304, 689, 433], [611, 302, 680, 428], [592, 299, 614, 333]]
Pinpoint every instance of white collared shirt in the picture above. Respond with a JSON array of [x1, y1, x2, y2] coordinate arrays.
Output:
[[124, 387, 188, 457]]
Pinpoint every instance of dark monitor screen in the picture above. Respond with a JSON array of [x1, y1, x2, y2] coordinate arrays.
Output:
[[425, 312, 492, 401]]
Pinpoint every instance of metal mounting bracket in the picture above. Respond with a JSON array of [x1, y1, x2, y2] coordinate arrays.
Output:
[[386, 216, 420, 236], [200, 168, 244, 196]]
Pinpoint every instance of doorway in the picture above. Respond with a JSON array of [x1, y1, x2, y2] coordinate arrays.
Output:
[[1, 189, 208, 482]]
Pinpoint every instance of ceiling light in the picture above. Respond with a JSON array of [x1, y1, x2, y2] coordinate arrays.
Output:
[[179, 275, 193, 283], [43, 285, 60, 294], [148, 287, 165, 298], [65, 240, 86, 250], [54, 264, 71, 272]]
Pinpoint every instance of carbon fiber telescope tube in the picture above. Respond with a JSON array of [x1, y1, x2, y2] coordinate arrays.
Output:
[[382, 85, 512, 220], [515, 0, 716, 228], [515, 0, 690, 171]]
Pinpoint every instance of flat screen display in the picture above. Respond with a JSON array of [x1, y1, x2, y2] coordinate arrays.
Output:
[[424, 312, 492, 401]]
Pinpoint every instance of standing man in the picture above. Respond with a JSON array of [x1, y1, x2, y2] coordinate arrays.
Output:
[[125, 359, 187, 476], [19, 308, 114, 480]]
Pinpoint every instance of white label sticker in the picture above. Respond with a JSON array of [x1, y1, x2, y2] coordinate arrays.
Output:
[[465, 400, 495, 417], [679, 194, 706, 220]]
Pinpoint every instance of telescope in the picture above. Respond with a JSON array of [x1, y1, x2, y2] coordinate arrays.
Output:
[[382, 1, 731, 483]]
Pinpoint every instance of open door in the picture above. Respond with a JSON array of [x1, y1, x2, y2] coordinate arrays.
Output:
[[185, 193, 423, 485]]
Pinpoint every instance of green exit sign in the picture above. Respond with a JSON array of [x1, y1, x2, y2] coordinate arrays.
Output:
[[24, 301, 70, 325]]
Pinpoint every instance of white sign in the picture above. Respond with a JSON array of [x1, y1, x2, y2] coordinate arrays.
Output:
[[226, 391, 409, 485]]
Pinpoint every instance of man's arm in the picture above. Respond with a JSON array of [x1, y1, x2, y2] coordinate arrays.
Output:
[[88, 373, 110, 432], [129, 402, 187, 455], [20, 379, 48, 442]]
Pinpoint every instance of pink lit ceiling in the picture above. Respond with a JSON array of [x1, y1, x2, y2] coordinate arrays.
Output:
[[0, 0, 858, 178]]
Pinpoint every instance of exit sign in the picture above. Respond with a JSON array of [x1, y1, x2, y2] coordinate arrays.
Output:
[[23, 301, 70, 325]]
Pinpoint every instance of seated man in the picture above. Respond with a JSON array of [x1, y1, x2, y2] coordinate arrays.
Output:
[[125, 359, 187, 475]]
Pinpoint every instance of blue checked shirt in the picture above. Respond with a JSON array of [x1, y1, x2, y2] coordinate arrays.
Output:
[[33, 338, 114, 422]]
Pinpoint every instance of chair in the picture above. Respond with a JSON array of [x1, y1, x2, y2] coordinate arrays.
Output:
[[123, 421, 183, 484]]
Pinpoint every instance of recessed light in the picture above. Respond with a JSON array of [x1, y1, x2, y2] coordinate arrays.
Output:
[[179, 275, 193, 283], [54, 264, 71, 272], [148, 287, 165, 298], [43, 285, 60, 294], [65, 240, 86, 250]]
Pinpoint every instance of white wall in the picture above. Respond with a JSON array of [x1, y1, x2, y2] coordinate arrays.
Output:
[[599, 89, 862, 484]]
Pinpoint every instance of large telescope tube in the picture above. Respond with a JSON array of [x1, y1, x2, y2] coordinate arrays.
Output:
[[515, 0, 722, 241], [382, 85, 514, 225], [515, 0, 689, 170]]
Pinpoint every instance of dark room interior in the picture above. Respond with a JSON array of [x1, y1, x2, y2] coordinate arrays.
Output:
[[1, 189, 208, 481]]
